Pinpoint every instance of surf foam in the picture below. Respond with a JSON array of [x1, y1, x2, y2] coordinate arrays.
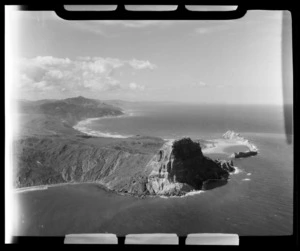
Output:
[[73, 113, 134, 138], [159, 190, 205, 199], [232, 166, 243, 175]]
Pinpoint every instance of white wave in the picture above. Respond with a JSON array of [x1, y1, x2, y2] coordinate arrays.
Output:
[[247, 173, 252, 176], [242, 178, 251, 181], [159, 195, 170, 199], [232, 166, 243, 174], [184, 190, 206, 197], [15, 186, 49, 193], [159, 190, 205, 199], [75, 126, 133, 138]]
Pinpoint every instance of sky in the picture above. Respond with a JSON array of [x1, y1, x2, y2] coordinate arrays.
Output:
[[9, 8, 292, 105]]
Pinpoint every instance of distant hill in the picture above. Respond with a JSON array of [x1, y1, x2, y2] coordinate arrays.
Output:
[[19, 96, 123, 120], [17, 96, 124, 136]]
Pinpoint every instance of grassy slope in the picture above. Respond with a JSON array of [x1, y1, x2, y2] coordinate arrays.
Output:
[[14, 97, 165, 193]]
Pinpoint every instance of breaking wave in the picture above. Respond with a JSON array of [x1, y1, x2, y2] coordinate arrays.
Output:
[[242, 178, 251, 181], [232, 166, 243, 174], [159, 190, 205, 199]]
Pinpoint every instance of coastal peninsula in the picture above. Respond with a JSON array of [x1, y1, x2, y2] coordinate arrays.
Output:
[[14, 96, 258, 197]]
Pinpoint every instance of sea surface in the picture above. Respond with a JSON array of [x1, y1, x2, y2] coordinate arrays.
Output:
[[14, 103, 293, 236]]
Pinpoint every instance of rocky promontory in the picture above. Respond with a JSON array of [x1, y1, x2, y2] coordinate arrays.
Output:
[[144, 138, 235, 196], [230, 151, 258, 158], [223, 130, 258, 158]]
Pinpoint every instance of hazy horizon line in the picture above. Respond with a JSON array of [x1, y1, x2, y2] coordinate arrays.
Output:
[[15, 95, 291, 106]]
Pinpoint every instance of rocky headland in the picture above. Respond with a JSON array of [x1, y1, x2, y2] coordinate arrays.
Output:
[[14, 97, 257, 197], [145, 138, 235, 196]]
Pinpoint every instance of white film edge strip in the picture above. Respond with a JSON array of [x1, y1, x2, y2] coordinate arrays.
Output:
[[186, 233, 239, 245], [64, 233, 239, 245], [64, 233, 118, 244]]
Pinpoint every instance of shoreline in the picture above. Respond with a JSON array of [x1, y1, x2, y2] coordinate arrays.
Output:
[[15, 182, 72, 193], [72, 109, 261, 156], [73, 110, 135, 139], [14, 181, 112, 194]]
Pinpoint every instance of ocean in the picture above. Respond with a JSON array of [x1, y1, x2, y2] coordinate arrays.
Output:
[[14, 103, 293, 236], [78, 103, 290, 139]]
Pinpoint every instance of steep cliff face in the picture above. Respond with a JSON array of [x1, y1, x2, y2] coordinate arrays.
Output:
[[145, 140, 194, 196], [145, 138, 235, 196]]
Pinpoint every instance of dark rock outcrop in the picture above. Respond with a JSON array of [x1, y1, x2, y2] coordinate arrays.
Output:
[[215, 159, 235, 172], [169, 138, 228, 190], [230, 151, 258, 158], [145, 138, 236, 196], [172, 138, 203, 160]]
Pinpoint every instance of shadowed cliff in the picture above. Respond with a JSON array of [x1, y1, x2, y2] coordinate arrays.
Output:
[[145, 138, 235, 196]]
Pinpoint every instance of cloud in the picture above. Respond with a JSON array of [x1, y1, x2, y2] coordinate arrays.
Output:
[[128, 59, 157, 70], [129, 82, 145, 91], [45, 69, 65, 79], [35, 56, 71, 65], [17, 56, 155, 96], [32, 80, 54, 91]]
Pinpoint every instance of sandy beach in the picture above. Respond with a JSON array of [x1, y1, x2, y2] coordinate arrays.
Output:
[[14, 183, 74, 193], [73, 110, 135, 138], [14, 181, 108, 194]]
